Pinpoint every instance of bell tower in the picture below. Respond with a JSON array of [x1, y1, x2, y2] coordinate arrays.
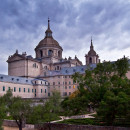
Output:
[[85, 38, 100, 65]]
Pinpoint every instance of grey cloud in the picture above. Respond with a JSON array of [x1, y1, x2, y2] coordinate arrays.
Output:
[[0, 0, 130, 74]]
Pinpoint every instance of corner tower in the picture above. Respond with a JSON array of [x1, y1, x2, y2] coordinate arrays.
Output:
[[85, 38, 100, 65], [35, 18, 63, 63]]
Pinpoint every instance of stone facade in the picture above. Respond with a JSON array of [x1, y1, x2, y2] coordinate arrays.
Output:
[[0, 19, 130, 99]]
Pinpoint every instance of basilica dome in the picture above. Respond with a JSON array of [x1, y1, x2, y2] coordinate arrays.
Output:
[[35, 37, 62, 50], [35, 19, 62, 51], [35, 18, 63, 60]]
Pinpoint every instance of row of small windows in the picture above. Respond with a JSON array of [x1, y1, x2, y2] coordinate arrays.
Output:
[[34, 81, 47, 85], [63, 92, 71, 96], [57, 75, 71, 78], [65, 68, 84, 73], [52, 85, 78, 89], [52, 81, 75, 85], [63, 85, 78, 89], [2, 86, 46, 94]]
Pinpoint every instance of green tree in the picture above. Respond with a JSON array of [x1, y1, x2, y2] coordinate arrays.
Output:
[[43, 90, 61, 122], [97, 91, 129, 125], [27, 90, 61, 130], [0, 90, 13, 130], [9, 97, 31, 130], [62, 57, 130, 125]]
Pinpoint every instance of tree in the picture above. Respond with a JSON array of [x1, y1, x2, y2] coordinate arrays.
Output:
[[43, 90, 61, 121], [27, 104, 44, 124], [9, 97, 31, 130], [97, 91, 129, 125], [62, 57, 130, 125], [0, 102, 6, 130], [0, 90, 13, 130], [27, 90, 62, 130]]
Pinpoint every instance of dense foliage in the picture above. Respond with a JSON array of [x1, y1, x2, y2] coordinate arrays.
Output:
[[27, 90, 61, 124], [61, 57, 130, 125]]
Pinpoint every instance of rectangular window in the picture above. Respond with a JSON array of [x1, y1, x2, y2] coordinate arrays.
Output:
[[45, 89, 46, 93], [35, 89, 36, 93], [19, 88, 21, 92], [65, 86, 67, 89], [3, 86, 5, 91], [32, 89, 33, 93], [41, 89, 42, 93], [69, 92, 71, 95], [53, 82, 55, 85], [14, 87, 16, 92], [48, 93, 50, 96], [63, 92, 67, 96], [69, 86, 71, 89], [65, 76, 67, 78], [69, 81, 71, 84], [28, 88, 30, 93], [24, 88, 25, 92], [58, 82, 60, 85], [65, 82, 67, 85]]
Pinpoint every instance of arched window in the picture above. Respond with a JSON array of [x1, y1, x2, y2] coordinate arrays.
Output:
[[48, 50, 53, 56], [89, 57, 92, 64], [58, 51, 61, 57], [57, 66, 59, 70], [40, 50, 43, 57]]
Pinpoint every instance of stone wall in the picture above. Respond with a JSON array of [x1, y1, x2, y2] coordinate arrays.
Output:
[[3, 119, 25, 128], [35, 123, 129, 130]]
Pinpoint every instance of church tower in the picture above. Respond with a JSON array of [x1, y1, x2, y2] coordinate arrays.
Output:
[[85, 38, 100, 65], [35, 18, 63, 63]]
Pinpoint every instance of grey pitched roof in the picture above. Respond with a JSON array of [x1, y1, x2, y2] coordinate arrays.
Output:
[[43, 64, 97, 77], [0, 74, 48, 85]]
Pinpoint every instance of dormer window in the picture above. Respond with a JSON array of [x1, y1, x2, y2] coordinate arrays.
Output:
[[81, 68, 84, 71], [65, 70, 68, 73], [73, 69, 76, 72]]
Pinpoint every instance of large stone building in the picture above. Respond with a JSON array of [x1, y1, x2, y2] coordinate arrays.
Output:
[[0, 19, 130, 98]]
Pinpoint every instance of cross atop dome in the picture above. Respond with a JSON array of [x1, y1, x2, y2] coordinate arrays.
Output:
[[45, 18, 53, 38]]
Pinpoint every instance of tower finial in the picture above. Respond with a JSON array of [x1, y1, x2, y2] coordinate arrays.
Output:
[[91, 36, 93, 46], [90, 36, 93, 50], [45, 18, 52, 38], [48, 17, 50, 29]]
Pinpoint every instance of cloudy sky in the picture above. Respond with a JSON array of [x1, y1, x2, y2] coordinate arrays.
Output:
[[0, 0, 130, 74]]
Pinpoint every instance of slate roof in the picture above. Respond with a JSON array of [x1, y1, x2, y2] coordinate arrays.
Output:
[[43, 64, 97, 77], [0, 74, 48, 85]]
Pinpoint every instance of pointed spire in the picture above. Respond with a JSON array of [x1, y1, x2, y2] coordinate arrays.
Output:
[[45, 18, 52, 38], [48, 17, 50, 30], [16, 49, 18, 54], [90, 36, 94, 50]]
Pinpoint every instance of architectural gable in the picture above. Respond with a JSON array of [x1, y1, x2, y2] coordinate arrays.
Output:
[[7, 54, 25, 63]]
